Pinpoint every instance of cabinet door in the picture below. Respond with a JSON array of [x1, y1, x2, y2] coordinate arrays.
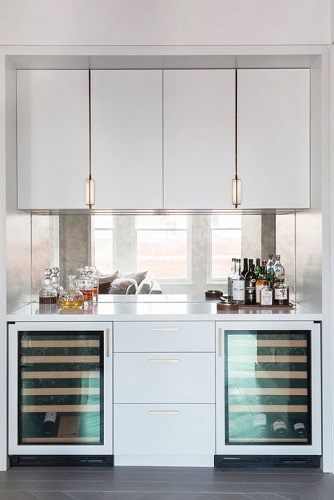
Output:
[[8, 321, 112, 457], [17, 70, 89, 210], [91, 70, 163, 209], [164, 70, 236, 209], [237, 69, 310, 209]]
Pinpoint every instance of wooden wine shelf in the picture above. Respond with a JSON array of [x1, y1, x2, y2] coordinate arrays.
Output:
[[228, 388, 308, 396], [229, 404, 308, 413], [22, 404, 100, 413], [230, 355, 307, 363], [21, 371, 100, 379], [22, 437, 99, 444], [228, 339, 307, 348], [22, 387, 100, 396], [21, 355, 100, 364], [21, 340, 100, 348], [230, 370, 308, 379]]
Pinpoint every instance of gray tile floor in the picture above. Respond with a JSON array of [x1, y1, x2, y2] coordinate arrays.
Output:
[[0, 467, 333, 500]]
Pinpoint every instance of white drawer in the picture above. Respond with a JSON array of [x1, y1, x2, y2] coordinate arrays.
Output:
[[114, 353, 215, 403], [114, 321, 215, 352], [114, 403, 215, 457]]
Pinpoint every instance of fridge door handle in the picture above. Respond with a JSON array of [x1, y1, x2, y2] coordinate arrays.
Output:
[[106, 328, 110, 358], [218, 328, 223, 357]]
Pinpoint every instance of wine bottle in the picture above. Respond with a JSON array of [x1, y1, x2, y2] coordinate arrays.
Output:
[[255, 266, 267, 304], [294, 422, 307, 438], [42, 412, 57, 437], [253, 413, 267, 437], [245, 261, 257, 305], [241, 257, 248, 277], [227, 258, 236, 301], [232, 259, 245, 304], [272, 419, 289, 438]]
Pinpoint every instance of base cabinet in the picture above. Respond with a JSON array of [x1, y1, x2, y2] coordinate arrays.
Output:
[[113, 321, 216, 466], [8, 321, 113, 462]]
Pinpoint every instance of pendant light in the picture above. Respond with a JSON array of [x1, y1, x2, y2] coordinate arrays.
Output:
[[232, 71, 241, 208], [85, 70, 95, 207]]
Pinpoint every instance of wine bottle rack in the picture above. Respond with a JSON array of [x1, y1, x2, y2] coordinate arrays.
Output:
[[225, 331, 311, 445], [18, 332, 104, 445]]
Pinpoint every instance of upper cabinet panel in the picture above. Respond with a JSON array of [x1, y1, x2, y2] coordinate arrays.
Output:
[[91, 70, 163, 209], [163, 70, 236, 209], [17, 70, 89, 210], [237, 69, 310, 209]]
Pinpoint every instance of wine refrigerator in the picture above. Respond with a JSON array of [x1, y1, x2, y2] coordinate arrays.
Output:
[[215, 321, 321, 467], [8, 322, 112, 466]]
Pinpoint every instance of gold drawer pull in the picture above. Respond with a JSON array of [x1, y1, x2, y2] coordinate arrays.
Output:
[[149, 411, 179, 415], [149, 359, 179, 363]]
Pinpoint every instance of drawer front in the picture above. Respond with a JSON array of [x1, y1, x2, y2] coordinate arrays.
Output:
[[114, 321, 215, 352], [114, 404, 215, 456], [114, 353, 215, 403]]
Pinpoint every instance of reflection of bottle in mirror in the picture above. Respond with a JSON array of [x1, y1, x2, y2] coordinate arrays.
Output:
[[42, 412, 57, 437], [272, 419, 289, 438]]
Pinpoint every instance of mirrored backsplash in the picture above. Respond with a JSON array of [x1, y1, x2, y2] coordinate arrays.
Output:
[[29, 213, 296, 300]]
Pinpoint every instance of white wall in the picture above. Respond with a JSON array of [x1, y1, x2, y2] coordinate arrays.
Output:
[[0, 0, 331, 46]]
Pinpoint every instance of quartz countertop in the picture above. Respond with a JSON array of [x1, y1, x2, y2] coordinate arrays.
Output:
[[7, 294, 322, 322]]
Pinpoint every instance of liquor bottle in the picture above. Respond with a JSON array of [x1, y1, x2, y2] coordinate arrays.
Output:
[[265, 254, 275, 288], [272, 419, 289, 438], [227, 258, 236, 301], [245, 261, 256, 305], [255, 266, 267, 304], [273, 254, 285, 282], [50, 267, 63, 299], [273, 278, 289, 305], [241, 257, 248, 277], [254, 258, 261, 278], [42, 412, 57, 437], [232, 259, 245, 304], [39, 268, 57, 305], [260, 284, 273, 306]]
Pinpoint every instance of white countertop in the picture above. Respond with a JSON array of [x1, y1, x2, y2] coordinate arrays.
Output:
[[7, 294, 322, 322]]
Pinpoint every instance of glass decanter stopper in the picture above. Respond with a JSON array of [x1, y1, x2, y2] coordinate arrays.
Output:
[[58, 275, 84, 309]]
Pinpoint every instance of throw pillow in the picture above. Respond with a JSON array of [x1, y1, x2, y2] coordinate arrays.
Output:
[[98, 271, 119, 294], [119, 271, 148, 286], [108, 277, 138, 295]]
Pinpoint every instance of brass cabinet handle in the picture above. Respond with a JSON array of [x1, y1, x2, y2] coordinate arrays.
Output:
[[149, 411, 179, 415], [148, 359, 179, 363]]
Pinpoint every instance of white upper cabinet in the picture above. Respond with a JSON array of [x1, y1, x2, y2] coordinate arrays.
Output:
[[163, 70, 236, 209], [17, 70, 89, 210], [237, 69, 310, 209], [91, 70, 163, 209]]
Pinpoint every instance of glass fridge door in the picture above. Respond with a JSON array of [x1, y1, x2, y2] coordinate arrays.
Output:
[[225, 329, 311, 445], [18, 330, 104, 445]]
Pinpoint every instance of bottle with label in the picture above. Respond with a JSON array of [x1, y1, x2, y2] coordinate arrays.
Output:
[[293, 422, 307, 439], [241, 257, 248, 277], [245, 260, 256, 305], [254, 258, 261, 279], [255, 266, 267, 304], [232, 259, 245, 304], [273, 278, 289, 305], [260, 284, 273, 306], [253, 413, 267, 438], [42, 412, 58, 437], [227, 258, 236, 301], [273, 254, 285, 282], [39, 269, 57, 305], [272, 418, 289, 438], [265, 254, 275, 288]]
